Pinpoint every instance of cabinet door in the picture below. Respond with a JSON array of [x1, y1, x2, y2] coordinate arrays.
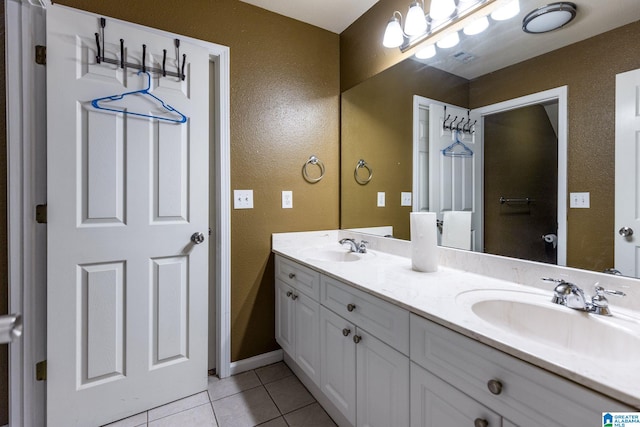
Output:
[[410, 362, 501, 427], [356, 330, 410, 427], [275, 279, 295, 356], [320, 306, 356, 425], [295, 292, 321, 385]]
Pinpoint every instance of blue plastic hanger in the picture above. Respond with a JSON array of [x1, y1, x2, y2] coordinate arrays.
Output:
[[91, 71, 187, 123], [442, 130, 474, 158]]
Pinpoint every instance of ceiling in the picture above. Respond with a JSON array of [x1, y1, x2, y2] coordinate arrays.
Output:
[[239, 0, 640, 80], [238, 0, 380, 34]]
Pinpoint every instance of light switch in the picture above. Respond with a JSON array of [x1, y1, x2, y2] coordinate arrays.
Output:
[[282, 191, 293, 209], [234, 190, 254, 209], [401, 192, 412, 207], [570, 192, 590, 208], [377, 192, 386, 207]]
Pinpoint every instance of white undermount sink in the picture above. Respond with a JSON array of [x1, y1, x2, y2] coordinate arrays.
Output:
[[456, 289, 640, 362], [299, 246, 375, 263]]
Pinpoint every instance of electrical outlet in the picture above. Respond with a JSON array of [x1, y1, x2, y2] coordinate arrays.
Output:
[[570, 192, 590, 208], [234, 190, 254, 209], [377, 192, 386, 207], [282, 191, 293, 209], [401, 192, 412, 206]]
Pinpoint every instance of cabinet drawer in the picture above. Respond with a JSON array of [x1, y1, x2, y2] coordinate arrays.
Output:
[[322, 275, 409, 355], [275, 255, 320, 300], [410, 314, 633, 427]]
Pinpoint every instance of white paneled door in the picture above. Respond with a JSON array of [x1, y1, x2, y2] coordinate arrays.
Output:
[[615, 68, 640, 276], [428, 104, 481, 250], [47, 6, 210, 426]]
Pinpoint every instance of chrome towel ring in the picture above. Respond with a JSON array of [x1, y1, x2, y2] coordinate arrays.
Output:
[[302, 155, 325, 183], [354, 159, 373, 185]]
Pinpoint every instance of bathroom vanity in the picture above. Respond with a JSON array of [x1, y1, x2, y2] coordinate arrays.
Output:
[[273, 230, 639, 427]]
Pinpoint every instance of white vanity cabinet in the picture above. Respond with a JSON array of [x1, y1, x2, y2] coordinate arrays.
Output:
[[274, 257, 321, 385], [410, 313, 633, 427], [319, 305, 410, 427]]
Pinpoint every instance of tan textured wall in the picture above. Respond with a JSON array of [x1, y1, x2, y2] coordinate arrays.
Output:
[[341, 60, 468, 239], [56, 0, 341, 361], [484, 105, 558, 264], [470, 20, 640, 272]]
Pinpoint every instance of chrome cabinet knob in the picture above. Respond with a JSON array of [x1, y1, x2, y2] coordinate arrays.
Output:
[[487, 379, 503, 395], [474, 418, 489, 427], [288, 273, 296, 279], [353, 335, 362, 344], [342, 328, 351, 337], [191, 232, 205, 244], [619, 227, 634, 237], [286, 291, 293, 298], [347, 304, 356, 312]]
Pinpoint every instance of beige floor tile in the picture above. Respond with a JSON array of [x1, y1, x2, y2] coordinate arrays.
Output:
[[148, 403, 216, 427], [256, 417, 288, 427], [148, 391, 210, 422], [102, 411, 148, 427], [212, 386, 281, 427], [264, 375, 315, 415], [284, 403, 337, 427], [255, 362, 293, 385], [208, 371, 262, 401]]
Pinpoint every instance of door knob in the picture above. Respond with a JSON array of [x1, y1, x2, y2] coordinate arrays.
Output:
[[487, 379, 503, 395], [619, 227, 634, 237], [191, 232, 205, 244], [342, 328, 351, 337], [0, 314, 22, 344], [347, 304, 356, 312], [353, 335, 362, 344]]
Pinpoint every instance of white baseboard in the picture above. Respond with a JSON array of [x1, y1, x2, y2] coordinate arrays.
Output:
[[229, 349, 283, 375]]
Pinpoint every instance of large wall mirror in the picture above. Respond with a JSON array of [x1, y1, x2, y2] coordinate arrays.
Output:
[[340, 0, 640, 277]]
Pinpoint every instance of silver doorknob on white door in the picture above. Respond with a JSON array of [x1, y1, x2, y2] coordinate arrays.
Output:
[[619, 227, 634, 237], [191, 232, 205, 244]]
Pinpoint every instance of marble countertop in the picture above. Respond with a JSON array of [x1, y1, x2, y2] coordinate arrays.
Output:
[[272, 230, 640, 409]]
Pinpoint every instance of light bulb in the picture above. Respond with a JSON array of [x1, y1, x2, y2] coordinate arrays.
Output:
[[436, 31, 459, 49], [405, 2, 428, 36], [463, 15, 489, 35], [383, 15, 404, 48], [491, 0, 520, 21], [415, 44, 436, 59], [429, 0, 456, 21]]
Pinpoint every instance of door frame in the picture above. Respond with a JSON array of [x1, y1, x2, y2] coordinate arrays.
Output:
[[412, 87, 567, 265], [472, 86, 568, 266], [5, 2, 232, 425]]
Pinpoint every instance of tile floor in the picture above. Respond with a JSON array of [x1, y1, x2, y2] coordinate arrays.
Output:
[[104, 362, 337, 427]]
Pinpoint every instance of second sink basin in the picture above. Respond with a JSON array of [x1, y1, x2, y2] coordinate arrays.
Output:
[[457, 289, 640, 363]]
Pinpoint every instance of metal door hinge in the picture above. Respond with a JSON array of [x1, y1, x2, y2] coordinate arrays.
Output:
[[35, 45, 46, 65], [36, 360, 47, 381], [35, 204, 47, 224]]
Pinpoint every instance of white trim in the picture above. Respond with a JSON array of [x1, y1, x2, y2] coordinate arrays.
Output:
[[473, 86, 568, 267], [229, 350, 284, 375], [6, 2, 47, 426]]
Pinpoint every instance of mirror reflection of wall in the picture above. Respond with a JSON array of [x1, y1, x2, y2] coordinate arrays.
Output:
[[483, 103, 558, 264], [340, 18, 640, 275]]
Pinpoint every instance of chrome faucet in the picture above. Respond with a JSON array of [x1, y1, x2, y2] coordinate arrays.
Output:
[[339, 238, 368, 253], [542, 278, 626, 316]]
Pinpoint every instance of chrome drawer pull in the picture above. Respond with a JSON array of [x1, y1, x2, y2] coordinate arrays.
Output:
[[353, 335, 362, 344], [474, 418, 488, 427], [487, 379, 503, 395], [347, 303, 356, 312], [342, 328, 351, 337], [288, 273, 296, 279]]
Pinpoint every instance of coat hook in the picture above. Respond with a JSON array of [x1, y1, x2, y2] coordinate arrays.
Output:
[[94, 33, 101, 64], [120, 39, 124, 69], [448, 116, 458, 131], [181, 54, 186, 81], [162, 49, 167, 77], [175, 39, 181, 78], [142, 44, 146, 73]]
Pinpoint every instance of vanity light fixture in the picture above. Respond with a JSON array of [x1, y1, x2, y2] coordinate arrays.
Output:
[[415, 44, 437, 59], [436, 30, 460, 48], [429, 0, 456, 21], [522, 2, 577, 34], [491, 0, 520, 21], [463, 15, 490, 35]]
